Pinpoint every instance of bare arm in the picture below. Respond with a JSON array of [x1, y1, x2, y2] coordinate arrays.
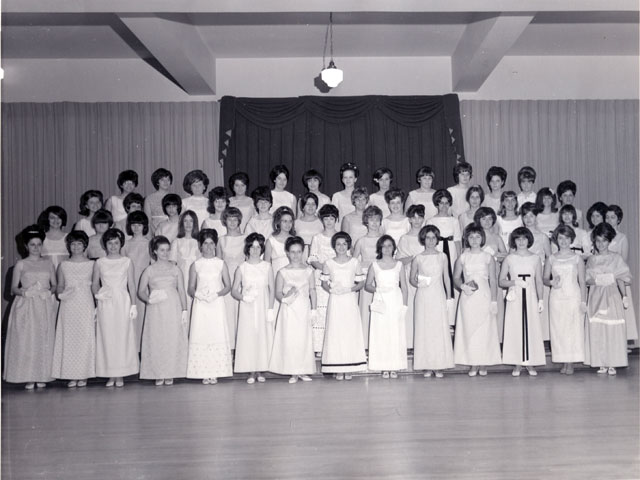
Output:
[[126, 261, 137, 304], [91, 261, 101, 295], [488, 257, 497, 302], [399, 263, 408, 306], [364, 264, 376, 293], [274, 271, 285, 302], [267, 266, 275, 309], [176, 267, 188, 310], [534, 258, 543, 300], [56, 263, 66, 295], [219, 263, 232, 296], [308, 270, 317, 309], [10, 261, 25, 297], [137, 267, 151, 303], [187, 262, 197, 298], [231, 266, 243, 301], [409, 257, 419, 289]]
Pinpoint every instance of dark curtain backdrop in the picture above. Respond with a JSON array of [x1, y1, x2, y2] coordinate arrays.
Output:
[[219, 95, 464, 195]]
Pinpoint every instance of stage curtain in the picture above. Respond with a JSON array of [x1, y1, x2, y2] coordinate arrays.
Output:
[[219, 95, 465, 196]]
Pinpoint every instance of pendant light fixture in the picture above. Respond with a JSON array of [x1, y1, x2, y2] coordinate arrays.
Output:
[[320, 12, 343, 88]]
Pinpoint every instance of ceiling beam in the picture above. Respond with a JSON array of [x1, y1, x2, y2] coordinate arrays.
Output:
[[451, 13, 534, 92], [4, 0, 638, 13], [117, 13, 215, 95]]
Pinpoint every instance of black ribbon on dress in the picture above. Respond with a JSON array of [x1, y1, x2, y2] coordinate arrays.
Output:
[[518, 273, 531, 362], [570, 246, 584, 253], [439, 235, 455, 298]]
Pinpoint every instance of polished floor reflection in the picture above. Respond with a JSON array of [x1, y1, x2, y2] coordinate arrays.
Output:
[[2, 357, 639, 480]]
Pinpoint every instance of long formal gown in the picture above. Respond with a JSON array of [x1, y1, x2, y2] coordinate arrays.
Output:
[[382, 217, 411, 245], [234, 261, 274, 373], [245, 216, 274, 239], [537, 212, 559, 238], [355, 235, 379, 349], [51, 260, 96, 380], [268, 267, 316, 375], [530, 230, 550, 341], [95, 257, 139, 377], [228, 196, 255, 233], [108, 195, 127, 223], [412, 253, 455, 371], [268, 236, 289, 275], [42, 234, 68, 269], [396, 233, 423, 349], [608, 231, 638, 341], [331, 190, 355, 221], [87, 234, 106, 260], [122, 236, 151, 350], [483, 245, 506, 342], [483, 195, 502, 215], [270, 190, 297, 215], [497, 216, 523, 247], [187, 257, 233, 379], [3, 260, 57, 383], [295, 218, 323, 248], [308, 233, 335, 352], [548, 254, 585, 363], [144, 191, 168, 233], [74, 217, 96, 237], [202, 217, 226, 236], [342, 214, 368, 245], [407, 190, 437, 221], [447, 185, 469, 218], [368, 192, 390, 218], [454, 251, 502, 366], [170, 237, 200, 325], [584, 253, 630, 368], [155, 219, 179, 243], [140, 263, 189, 379], [321, 258, 367, 373], [501, 254, 546, 366], [367, 262, 408, 372], [218, 234, 247, 348], [181, 196, 209, 227]]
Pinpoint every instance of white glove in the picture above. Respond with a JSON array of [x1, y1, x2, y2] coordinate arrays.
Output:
[[490, 301, 498, 314], [241, 294, 256, 303], [148, 289, 168, 305], [595, 273, 615, 286], [129, 305, 138, 320], [579, 301, 587, 314], [622, 296, 630, 309], [514, 279, 527, 289], [58, 286, 76, 300], [460, 284, 474, 296], [195, 289, 217, 303], [266, 308, 276, 323], [369, 298, 386, 314], [95, 286, 113, 301], [506, 288, 516, 302], [537, 300, 544, 313], [181, 310, 189, 327], [38, 290, 53, 300], [417, 275, 432, 287]]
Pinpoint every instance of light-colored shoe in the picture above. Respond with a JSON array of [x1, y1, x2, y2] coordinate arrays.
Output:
[[164, 379, 174, 386], [512, 367, 521, 377], [77, 380, 87, 387], [468, 367, 478, 377], [115, 378, 124, 388], [289, 376, 298, 384], [67, 381, 77, 388], [36, 383, 46, 388], [478, 369, 488, 377], [560, 365, 567, 374], [299, 375, 313, 382], [435, 371, 444, 379], [336, 373, 344, 381], [565, 365, 574, 375], [608, 367, 617, 376], [209, 378, 218, 385], [345, 374, 353, 381], [526, 366, 537, 377], [246, 376, 255, 384], [155, 379, 164, 386], [257, 375, 266, 383], [106, 378, 115, 387], [423, 371, 433, 378], [597, 367, 607, 374], [390, 371, 398, 379], [25, 383, 35, 390], [382, 371, 390, 379], [203, 378, 211, 385]]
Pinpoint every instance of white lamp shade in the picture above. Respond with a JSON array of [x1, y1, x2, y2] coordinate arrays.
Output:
[[321, 66, 343, 88]]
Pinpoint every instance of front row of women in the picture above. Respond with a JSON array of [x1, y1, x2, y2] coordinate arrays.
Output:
[[3, 218, 630, 389]]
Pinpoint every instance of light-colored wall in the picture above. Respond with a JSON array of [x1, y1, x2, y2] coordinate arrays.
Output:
[[2, 55, 638, 102]]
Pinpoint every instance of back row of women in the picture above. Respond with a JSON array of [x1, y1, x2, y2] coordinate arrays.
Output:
[[4, 162, 634, 389]]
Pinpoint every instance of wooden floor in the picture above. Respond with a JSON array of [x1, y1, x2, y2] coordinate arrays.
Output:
[[2, 357, 639, 480]]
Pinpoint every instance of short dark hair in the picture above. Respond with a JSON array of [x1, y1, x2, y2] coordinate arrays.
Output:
[[559, 204, 579, 228], [300, 192, 319, 210], [416, 166, 435, 183], [198, 228, 219, 248], [432, 189, 452, 207], [272, 206, 296, 236], [556, 180, 577, 199], [228, 172, 250, 192], [463, 224, 486, 248], [183, 170, 209, 194], [91, 208, 114, 228], [339, 162, 359, 179], [244, 232, 266, 256], [331, 231, 352, 250], [78, 190, 103, 216], [465, 185, 485, 204], [251, 186, 273, 209], [162, 193, 182, 215], [485, 166, 507, 189], [373, 167, 393, 184], [517, 166, 537, 186], [375, 234, 396, 259], [453, 162, 473, 183], [406, 204, 425, 218], [586, 202, 608, 229], [38, 205, 68, 231], [207, 186, 230, 214], [178, 210, 200, 239], [221, 207, 242, 227], [302, 169, 323, 189], [269, 164, 290, 184], [65, 230, 89, 254], [418, 225, 440, 246], [149, 236, 170, 261], [591, 222, 616, 247], [21, 225, 46, 247], [473, 206, 497, 227], [519, 202, 540, 218], [123, 192, 145, 212], [285, 236, 305, 252], [117, 170, 139, 191], [362, 205, 383, 226], [552, 224, 576, 245], [509, 226, 534, 249], [535, 188, 557, 213], [318, 204, 339, 221], [126, 211, 149, 236], [151, 168, 173, 190], [606, 204, 624, 224], [101, 228, 125, 250], [384, 187, 406, 205]]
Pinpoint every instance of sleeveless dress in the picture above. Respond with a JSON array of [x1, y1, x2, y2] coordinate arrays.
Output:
[[51, 260, 96, 380], [537, 212, 559, 238], [295, 218, 323, 247], [170, 237, 200, 325], [270, 190, 297, 215], [397, 233, 423, 349], [95, 257, 139, 377], [122, 236, 151, 351], [501, 254, 546, 366], [447, 185, 469, 218], [331, 190, 355, 221], [219, 234, 247, 348], [234, 261, 274, 373], [483, 245, 506, 342], [406, 190, 437, 221], [355, 235, 379, 348], [74, 217, 96, 237], [368, 193, 390, 218], [87, 234, 106, 260], [584, 253, 629, 368], [608, 231, 638, 341], [181, 196, 209, 228], [187, 257, 233, 379], [483, 195, 502, 215], [202, 217, 226, 236], [454, 251, 502, 366], [245, 216, 274, 239], [140, 263, 189, 379], [413, 253, 454, 371], [229, 196, 255, 233], [155, 220, 179, 243], [42, 234, 68, 269], [497, 216, 523, 247], [382, 217, 411, 245], [3, 259, 56, 383], [321, 258, 367, 373], [367, 262, 408, 372], [268, 236, 289, 275], [342, 214, 368, 245], [308, 233, 336, 352], [548, 254, 585, 363], [530, 231, 550, 341], [268, 267, 316, 375], [108, 195, 127, 223], [144, 191, 168, 233]]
